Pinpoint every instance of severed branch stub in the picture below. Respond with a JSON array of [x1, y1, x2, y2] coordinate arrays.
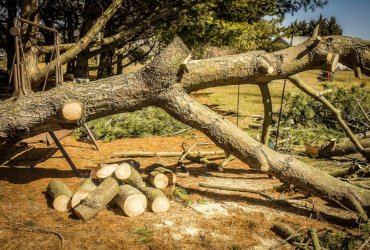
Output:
[[61, 102, 83, 122]]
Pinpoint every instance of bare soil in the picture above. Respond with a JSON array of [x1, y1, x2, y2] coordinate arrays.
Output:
[[0, 133, 362, 250]]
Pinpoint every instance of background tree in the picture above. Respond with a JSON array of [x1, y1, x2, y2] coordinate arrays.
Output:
[[286, 14, 343, 36], [0, 0, 328, 93]]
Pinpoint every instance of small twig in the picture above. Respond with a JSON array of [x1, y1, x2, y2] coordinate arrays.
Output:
[[358, 236, 370, 250], [357, 99, 370, 123]]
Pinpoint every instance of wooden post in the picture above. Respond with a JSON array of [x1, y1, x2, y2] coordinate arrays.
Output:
[[48, 131, 81, 177]]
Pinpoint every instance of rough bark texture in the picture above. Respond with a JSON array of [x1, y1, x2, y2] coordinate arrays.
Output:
[[259, 83, 273, 145], [2, 36, 370, 216], [73, 177, 119, 221]]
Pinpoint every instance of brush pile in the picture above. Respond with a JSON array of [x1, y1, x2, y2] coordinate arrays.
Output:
[[46, 162, 175, 221]]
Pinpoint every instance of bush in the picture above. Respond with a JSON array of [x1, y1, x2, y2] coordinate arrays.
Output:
[[283, 83, 369, 133], [276, 83, 369, 145], [77, 107, 190, 141]]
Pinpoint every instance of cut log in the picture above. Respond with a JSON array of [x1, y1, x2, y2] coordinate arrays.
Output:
[[71, 179, 97, 208], [139, 186, 170, 213], [73, 177, 119, 221], [327, 165, 360, 178], [148, 171, 169, 189], [316, 138, 370, 158], [114, 163, 132, 180], [47, 179, 73, 212], [96, 164, 118, 179], [112, 150, 225, 158], [122, 165, 145, 188], [272, 222, 304, 243], [113, 185, 147, 217], [154, 166, 176, 185], [61, 102, 83, 122]]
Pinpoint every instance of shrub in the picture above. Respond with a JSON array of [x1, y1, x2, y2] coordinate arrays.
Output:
[[283, 83, 369, 133], [77, 107, 190, 141]]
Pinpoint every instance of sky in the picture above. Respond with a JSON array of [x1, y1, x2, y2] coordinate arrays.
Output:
[[282, 0, 370, 39]]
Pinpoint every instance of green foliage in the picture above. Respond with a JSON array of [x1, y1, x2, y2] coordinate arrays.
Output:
[[319, 230, 365, 250], [172, 186, 207, 205], [283, 84, 370, 134], [285, 14, 343, 37], [77, 107, 190, 141], [132, 227, 153, 244], [158, 0, 327, 55]]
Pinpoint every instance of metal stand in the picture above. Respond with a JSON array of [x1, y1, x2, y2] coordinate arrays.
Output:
[[48, 131, 81, 177]]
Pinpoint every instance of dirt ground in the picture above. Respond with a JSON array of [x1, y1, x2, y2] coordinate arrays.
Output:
[[0, 132, 364, 250]]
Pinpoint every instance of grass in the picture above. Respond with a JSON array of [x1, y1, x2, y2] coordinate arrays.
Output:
[[132, 227, 154, 244], [193, 70, 370, 145], [172, 186, 208, 205]]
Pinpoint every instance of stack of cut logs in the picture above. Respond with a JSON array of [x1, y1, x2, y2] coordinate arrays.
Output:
[[47, 162, 176, 221]]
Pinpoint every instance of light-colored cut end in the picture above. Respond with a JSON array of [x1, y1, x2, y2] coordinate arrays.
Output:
[[96, 164, 118, 179], [123, 194, 147, 217], [53, 195, 71, 212], [151, 197, 170, 213], [115, 163, 132, 180], [153, 173, 169, 189], [71, 191, 89, 208], [267, 67, 274, 74], [62, 102, 83, 122]]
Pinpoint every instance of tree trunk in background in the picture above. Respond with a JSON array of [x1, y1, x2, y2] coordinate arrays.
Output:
[[97, 51, 114, 79], [74, 50, 90, 78]]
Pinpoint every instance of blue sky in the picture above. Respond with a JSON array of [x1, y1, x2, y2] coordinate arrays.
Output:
[[282, 0, 370, 39]]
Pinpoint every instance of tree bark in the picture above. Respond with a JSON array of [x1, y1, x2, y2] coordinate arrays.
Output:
[[47, 179, 72, 212], [2, 36, 370, 217], [139, 186, 170, 213], [259, 83, 273, 145], [317, 138, 370, 158], [73, 177, 119, 221], [71, 178, 97, 208]]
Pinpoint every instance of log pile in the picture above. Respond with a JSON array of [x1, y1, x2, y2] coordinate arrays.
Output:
[[46, 162, 174, 220]]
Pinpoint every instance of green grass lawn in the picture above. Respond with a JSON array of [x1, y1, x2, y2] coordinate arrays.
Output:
[[193, 70, 370, 130]]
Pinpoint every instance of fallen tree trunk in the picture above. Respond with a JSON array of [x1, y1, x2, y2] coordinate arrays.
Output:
[[74, 177, 119, 221], [47, 179, 73, 212], [316, 138, 370, 158], [113, 185, 147, 217], [2, 36, 370, 218]]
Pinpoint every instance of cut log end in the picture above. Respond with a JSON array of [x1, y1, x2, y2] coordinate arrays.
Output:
[[96, 164, 118, 179], [149, 171, 169, 189], [71, 191, 89, 208], [115, 163, 132, 180], [62, 102, 83, 122], [152, 197, 170, 213], [124, 195, 147, 217], [53, 195, 71, 212]]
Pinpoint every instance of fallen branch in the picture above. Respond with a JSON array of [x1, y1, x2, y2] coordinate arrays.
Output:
[[308, 138, 370, 158], [112, 150, 225, 158]]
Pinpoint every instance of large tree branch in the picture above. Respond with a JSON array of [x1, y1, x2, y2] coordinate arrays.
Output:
[[29, 0, 124, 85], [1, 36, 370, 219], [180, 36, 370, 92], [157, 86, 370, 214]]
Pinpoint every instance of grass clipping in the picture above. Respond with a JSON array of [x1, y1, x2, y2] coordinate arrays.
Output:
[[76, 107, 190, 141]]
